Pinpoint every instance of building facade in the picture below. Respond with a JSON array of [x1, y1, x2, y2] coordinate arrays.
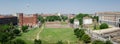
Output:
[[96, 12, 120, 27], [0, 15, 18, 25], [18, 13, 39, 27]]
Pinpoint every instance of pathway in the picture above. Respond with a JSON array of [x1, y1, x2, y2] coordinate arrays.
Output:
[[67, 40, 70, 44], [36, 24, 44, 40]]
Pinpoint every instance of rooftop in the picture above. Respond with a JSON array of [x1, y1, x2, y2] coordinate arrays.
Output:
[[96, 12, 120, 15], [0, 15, 16, 18]]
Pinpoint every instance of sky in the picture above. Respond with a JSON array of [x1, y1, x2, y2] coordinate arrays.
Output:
[[0, 0, 120, 14]]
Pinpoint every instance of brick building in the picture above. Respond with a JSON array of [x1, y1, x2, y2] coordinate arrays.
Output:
[[0, 15, 18, 25], [18, 13, 39, 27]]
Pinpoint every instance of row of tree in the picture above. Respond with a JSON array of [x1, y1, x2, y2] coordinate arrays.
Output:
[[74, 28, 91, 43], [38, 15, 68, 22], [46, 15, 61, 22], [74, 28, 113, 44]]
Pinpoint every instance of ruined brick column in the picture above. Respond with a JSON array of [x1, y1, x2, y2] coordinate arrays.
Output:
[[19, 13, 23, 26], [33, 14, 38, 26]]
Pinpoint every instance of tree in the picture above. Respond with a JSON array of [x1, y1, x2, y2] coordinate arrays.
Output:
[[81, 34, 91, 43], [61, 15, 68, 21], [74, 28, 79, 33], [0, 25, 10, 32], [76, 13, 84, 19], [74, 28, 80, 38], [56, 40, 63, 44], [93, 16, 99, 22], [0, 32, 9, 44], [100, 23, 109, 29], [105, 40, 113, 44], [38, 16, 45, 23], [34, 39, 42, 44], [13, 29, 21, 36], [21, 25, 28, 32], [46, 15, 61, 22], [92, 40, 105, 44], [0, 24, 19, 44], [78, 18, 83, 27], [8, 32, 15, 40], [13, 39, 26, 44], [75, 13, 89, 26], [5, 40, 15, 44], [79, 29, 85, 39], [74, 28, 85, 40], [69, 18, 74, 24]]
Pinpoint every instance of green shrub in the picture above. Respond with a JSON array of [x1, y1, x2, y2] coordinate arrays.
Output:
[[81, 34, 91, 43], [74, 28, 85, 40], [21, 25, 28, 32], [56, 40, 63, 44], [13, 39, 26, 44], [34, 39, 42, 44], [100, 23, 108, 29], [69, 18, 74, 24], [92, 40, 104, 44], [0, 32, 9, 44], [13, 29, 21, 35], [105, 40, 113, 44], [5, 40, 15, 44]]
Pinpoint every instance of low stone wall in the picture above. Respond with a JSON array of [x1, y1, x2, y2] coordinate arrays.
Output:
[[45, 21, 70, 28]]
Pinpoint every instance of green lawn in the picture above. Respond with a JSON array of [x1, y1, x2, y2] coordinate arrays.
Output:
[[15, 28, 42, 44], [39, 27, 78, 44], [15, 25, 79, 44]]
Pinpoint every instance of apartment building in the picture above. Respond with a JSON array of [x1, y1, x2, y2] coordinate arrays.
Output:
[[0, 15, 18, 25], [96, 12, 120, 27]]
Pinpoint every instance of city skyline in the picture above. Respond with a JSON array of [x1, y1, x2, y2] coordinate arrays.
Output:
[[0, 0, 120, 14]]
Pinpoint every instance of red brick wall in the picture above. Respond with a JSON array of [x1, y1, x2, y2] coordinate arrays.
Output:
[[18, 13, 38, 26]]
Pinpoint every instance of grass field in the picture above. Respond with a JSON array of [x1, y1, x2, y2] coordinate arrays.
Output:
[[39, 27, 78, 44], [15, 24, 79, 44], [15, 28, 41, 44]]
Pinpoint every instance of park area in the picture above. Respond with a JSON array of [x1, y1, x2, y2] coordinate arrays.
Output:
[[15, 22, 79, 44]]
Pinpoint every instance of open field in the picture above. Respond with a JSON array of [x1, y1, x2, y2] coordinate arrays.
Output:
[[14, 23, 79, 44], [39, 27, 78, 44], [15, 28, 42, 44]]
